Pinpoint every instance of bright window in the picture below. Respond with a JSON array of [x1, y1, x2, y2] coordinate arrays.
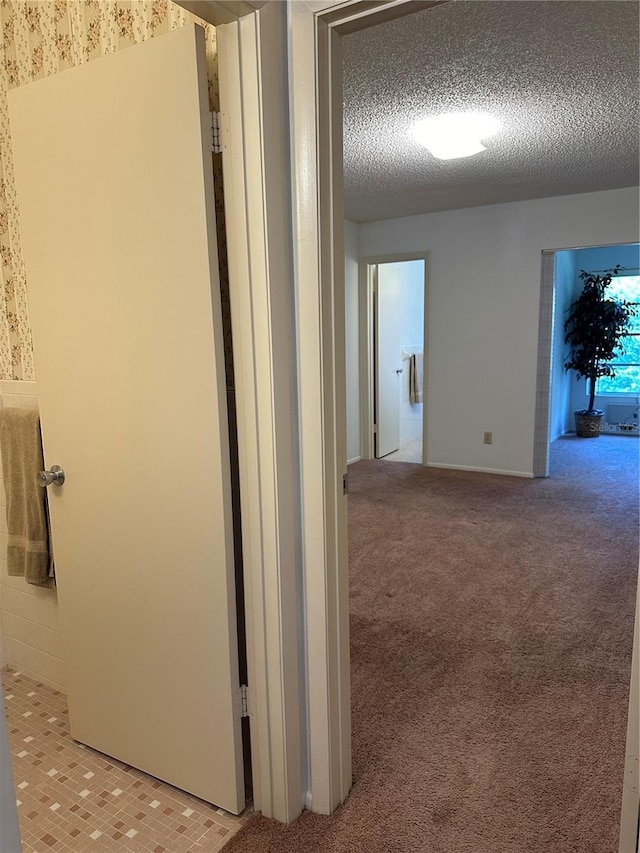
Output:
[[596, 275, 640, 395]]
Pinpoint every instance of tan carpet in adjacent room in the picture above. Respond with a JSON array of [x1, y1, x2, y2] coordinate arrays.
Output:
[[226, 436, 638, 853]]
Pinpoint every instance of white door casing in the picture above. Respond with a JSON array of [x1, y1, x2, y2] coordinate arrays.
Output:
[[217, 5, 304, 823], [212, 0, 443, 821], [9, 25, 245, 814], [218, 0, 439, 820], [286, 0, 441, 816], [375, 265, 402, 457]]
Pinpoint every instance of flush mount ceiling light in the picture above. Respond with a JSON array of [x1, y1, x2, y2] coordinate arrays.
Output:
[[410, 112, 503, 160]]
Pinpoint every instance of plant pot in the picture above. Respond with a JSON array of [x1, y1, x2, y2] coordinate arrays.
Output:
[[574, 410, 604, 438]]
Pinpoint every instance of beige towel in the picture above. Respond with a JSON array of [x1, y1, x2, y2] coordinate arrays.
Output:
[[410, 352, 424, 404], [0, 408, 51, 584]]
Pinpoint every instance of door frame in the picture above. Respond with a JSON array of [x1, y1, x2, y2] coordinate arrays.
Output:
[[214, 0, 445, 822], [286, 0, 440, 816], [219, 0, 639, 842], [217, 0, 441, 821], [216, 5, 304, 823], [532, 241, 640, 478], [360, 253, 429, 463], [532, 250, 556, 477]]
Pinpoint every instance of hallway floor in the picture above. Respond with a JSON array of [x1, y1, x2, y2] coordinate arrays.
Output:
[[225, 435, 638, 852], [1, 668, 247, 852]]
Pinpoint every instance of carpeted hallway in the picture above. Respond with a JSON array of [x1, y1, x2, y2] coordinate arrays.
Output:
[[226, 436, 638, 853]]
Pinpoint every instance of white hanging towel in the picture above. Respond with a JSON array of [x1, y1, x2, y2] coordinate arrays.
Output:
[[410, 353, 424, 404]]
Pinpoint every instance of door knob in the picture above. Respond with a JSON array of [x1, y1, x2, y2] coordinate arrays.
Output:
[[396, 368, 403, 374], [38, 465, 65, 487]]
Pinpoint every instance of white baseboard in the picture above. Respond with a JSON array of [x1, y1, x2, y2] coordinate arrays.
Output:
[[427, 462, 534, 479], [347, 456, 361, 465]]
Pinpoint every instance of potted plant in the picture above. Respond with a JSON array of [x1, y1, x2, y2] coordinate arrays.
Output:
[[563, 265, 636, 437]]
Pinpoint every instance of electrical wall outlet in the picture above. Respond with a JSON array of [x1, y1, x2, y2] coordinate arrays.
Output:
[[483, 432, 492, 445]]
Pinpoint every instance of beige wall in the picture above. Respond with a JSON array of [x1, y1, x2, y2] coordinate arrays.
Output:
[[0, 381, 63, 688]]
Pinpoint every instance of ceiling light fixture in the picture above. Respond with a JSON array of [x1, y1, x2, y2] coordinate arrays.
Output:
[[410, 112, 503, 160]]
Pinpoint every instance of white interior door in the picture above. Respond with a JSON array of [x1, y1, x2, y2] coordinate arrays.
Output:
[[375, 264, 402, 457], [8, 25, 245, 814]]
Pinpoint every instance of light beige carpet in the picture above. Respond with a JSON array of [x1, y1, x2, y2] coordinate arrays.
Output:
[[226, 436, 638, 853]]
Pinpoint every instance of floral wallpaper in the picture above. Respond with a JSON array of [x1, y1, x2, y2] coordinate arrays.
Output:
[[0, 0, 232, 383]]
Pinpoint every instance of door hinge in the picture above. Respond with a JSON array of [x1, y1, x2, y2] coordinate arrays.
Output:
[[343, 473, 349, 495], [240, 684, 249, 718], [373, 424, 378, 433], [210, 111, 222, 154]]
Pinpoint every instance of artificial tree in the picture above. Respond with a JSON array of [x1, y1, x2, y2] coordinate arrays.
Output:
[[564, 265, 635, 437]]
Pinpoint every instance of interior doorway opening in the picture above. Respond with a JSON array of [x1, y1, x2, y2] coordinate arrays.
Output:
[[534, 241, 640, 477], [355, 253, 429, 466], [224, 0, 640, 833], [374, 259, 425, 462]]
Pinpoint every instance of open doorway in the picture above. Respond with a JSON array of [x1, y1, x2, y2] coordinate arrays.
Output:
[[374, 259, 425, 462], [215, 0, 640, 844], [291, 0, 639, 847], [331, 0, 638, 845], [350, 254, 428, 465], [534, 241, 640, 477], [216, 0, 640, 839]]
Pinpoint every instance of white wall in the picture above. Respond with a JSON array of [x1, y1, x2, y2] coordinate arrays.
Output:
[[345, 220, 361, 462], [0, 381, 64, 690], [391, 260, 424, 349], [550, 250, 577, 441], [384, 260, 424, 446], [358, 187, 640, 476]]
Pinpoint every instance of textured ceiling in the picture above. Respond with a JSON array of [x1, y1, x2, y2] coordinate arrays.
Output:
[[342, 1, 640, 222]]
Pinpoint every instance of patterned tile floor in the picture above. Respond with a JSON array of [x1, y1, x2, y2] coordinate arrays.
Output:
[[2, 668, 249, 852]]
